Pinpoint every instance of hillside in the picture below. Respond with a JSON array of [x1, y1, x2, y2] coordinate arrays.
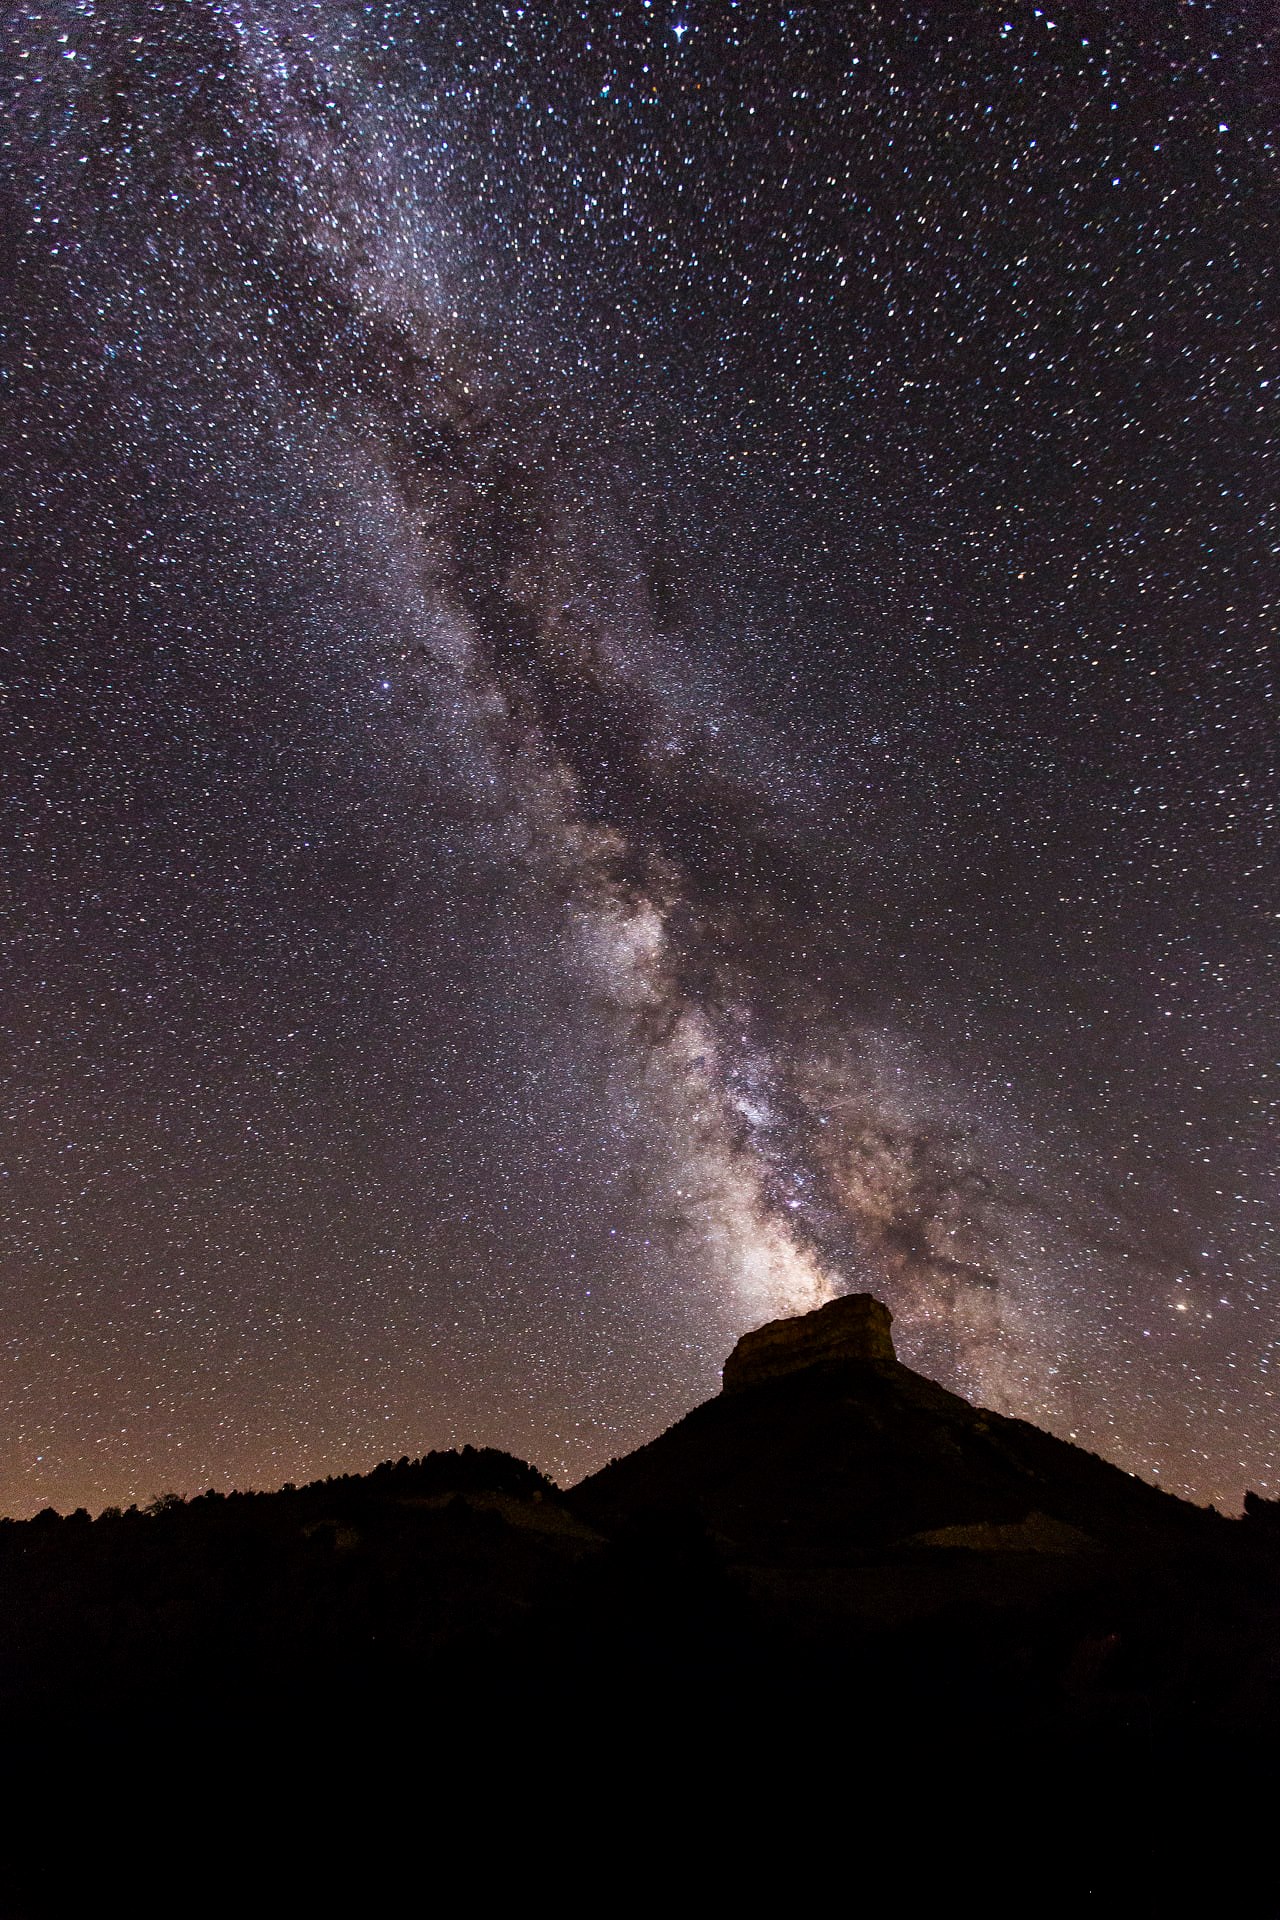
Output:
[[1, 1297, 1277, 1908]]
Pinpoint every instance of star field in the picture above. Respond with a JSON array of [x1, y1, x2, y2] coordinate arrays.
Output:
[[1, 0, 1275, 1514]]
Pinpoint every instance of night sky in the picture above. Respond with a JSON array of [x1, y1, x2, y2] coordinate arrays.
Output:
[[2, 0, 1275, 1517]]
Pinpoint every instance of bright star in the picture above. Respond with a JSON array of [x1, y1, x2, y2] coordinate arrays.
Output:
[[672, 21, 688, 41]]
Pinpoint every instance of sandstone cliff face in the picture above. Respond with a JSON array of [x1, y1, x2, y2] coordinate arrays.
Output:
[[721, 1293, 896, 1392]]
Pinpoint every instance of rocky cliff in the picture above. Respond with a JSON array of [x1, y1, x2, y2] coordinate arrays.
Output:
[[721, 1292, 896, 1390]]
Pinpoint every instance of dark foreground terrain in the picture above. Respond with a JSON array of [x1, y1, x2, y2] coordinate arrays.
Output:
[[3, 1297, 1277, 1907]]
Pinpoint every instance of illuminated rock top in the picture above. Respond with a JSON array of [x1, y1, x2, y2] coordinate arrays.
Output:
[[721, 1293, 896, 1393]]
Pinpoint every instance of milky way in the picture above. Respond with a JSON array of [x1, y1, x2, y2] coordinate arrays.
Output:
[[2, 1, 1275, 1514]]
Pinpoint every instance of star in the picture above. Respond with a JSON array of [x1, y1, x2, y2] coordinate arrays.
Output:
[[0, 0, 1270, 1522]]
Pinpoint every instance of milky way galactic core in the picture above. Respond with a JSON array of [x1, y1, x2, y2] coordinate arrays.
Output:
[[2, 1, 1275, 1514]]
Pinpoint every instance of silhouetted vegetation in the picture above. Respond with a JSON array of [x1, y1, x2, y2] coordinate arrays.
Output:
[[2, 1377, 1276, 1910]]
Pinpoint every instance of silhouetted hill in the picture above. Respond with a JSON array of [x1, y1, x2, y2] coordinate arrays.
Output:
[[572, 1294, 1214, 1561], [0, 1445, 594, 1734], [2, 1299, 1277, 1909]]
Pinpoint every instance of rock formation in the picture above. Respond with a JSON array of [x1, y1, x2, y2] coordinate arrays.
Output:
[[574, 1289, 1213, 1561], [721, 1291, 896, 1391]]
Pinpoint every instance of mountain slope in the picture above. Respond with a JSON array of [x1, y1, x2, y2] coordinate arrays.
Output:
[[569, 1294, 1215, 1565]]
